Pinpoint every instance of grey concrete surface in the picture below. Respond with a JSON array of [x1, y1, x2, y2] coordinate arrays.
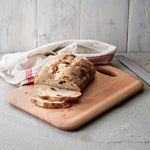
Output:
[[0, 53, 150, 150]]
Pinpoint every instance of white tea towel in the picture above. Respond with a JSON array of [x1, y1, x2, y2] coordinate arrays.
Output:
[[0, 40, 116, 86]]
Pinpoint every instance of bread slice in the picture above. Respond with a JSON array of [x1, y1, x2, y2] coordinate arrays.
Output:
[[35, 84, 81, 101], [31, 97, 71, 109], [34, 53, 96, 92]]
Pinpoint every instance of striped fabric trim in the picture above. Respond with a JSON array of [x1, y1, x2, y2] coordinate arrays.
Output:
[[87, 53, 114, 63], [26, 68, 32, 79], [28, 76, 34, 83], [26, 68, 34, 83]]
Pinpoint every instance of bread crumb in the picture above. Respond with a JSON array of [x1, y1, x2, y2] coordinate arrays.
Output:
[[67, 108, 71, 111], [67, 107, 74, 111]]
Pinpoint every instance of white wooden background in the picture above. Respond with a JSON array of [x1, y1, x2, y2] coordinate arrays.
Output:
[[0, 0, 150, 53]]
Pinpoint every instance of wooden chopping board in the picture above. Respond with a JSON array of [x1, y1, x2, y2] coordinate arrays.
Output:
[[6, 65, 143, 130]]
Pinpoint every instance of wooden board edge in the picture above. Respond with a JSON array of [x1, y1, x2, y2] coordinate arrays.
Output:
[[59, 80, 144, 130]]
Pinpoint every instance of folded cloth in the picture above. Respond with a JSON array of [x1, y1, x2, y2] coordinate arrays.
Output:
[[0, 40, 116, 86]]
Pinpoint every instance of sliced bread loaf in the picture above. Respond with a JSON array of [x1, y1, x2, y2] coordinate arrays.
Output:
[[35, 84, 81, 101], [33, 53, 95, 108]]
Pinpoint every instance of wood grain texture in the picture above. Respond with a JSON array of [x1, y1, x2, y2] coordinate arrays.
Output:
[[6, 65, 143, 130], [80, 0, 129, 52], [0, 0, 149, 53], [128, 0, 150, 52], [0, 0, 37, 52], [37, 0, 80, 46]]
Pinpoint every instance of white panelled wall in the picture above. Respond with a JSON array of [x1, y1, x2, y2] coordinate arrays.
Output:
[[0, 0, 149, 53]]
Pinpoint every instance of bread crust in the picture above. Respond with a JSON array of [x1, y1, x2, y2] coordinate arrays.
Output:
[[31, 97, 72, 109], [38, 94, 81, 101], [34, 53, 96, 91]]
